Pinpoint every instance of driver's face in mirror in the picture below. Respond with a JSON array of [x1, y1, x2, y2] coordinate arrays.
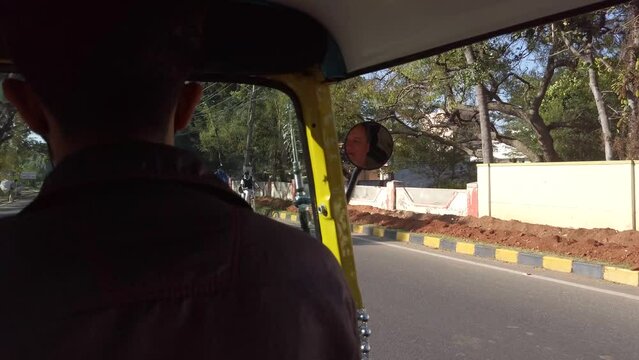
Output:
[[345, 124, 370, 168]]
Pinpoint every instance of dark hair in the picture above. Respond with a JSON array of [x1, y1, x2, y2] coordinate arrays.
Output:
[[0, 0, 206, 139], [364, 122, 388, 163], [364, 123, 381, 149]]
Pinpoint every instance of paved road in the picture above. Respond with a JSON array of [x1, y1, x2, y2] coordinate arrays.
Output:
[[354, 236, 639, 360], [0, 191, 38, 219]]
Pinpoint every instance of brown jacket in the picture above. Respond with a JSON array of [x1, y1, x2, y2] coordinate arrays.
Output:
[[0, 142, 359, 359]]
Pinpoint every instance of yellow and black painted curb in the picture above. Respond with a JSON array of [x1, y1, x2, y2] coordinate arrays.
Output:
[[271, 211, 639, 288], [358, 224, 639, 288], [272, 210, 299, 223]]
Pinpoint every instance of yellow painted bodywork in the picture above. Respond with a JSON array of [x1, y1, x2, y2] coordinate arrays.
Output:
[[542, 256, 573, 273], [270, 71, 362, 307]]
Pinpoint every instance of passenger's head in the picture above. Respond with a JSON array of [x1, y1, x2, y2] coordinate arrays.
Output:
[[0, 0, 207, 163]]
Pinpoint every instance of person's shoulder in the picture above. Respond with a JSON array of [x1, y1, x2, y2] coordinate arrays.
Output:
[[240, 211, 345, 280], [243, 212, 319, 250], [237, 209, 356, 308], [0, 215, 17, 235]]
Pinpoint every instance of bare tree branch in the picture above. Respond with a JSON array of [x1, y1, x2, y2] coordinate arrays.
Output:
[[492, 133, 543, 162], [510, 73, 533, 90], [418, 131, 476, 156], [531, 54, 574, 112], [560, 31, 592, 63], [456, 102, 526, 120]]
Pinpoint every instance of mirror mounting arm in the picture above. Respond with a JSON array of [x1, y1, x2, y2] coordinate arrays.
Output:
[[345, 167, 361, 203]]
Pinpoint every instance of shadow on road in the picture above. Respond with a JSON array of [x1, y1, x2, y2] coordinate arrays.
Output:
[[0, 191, 38, 219]]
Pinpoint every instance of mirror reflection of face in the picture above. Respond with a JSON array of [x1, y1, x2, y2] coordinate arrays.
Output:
[[344, 122, 394, 170], [345, 124, 369, 168]]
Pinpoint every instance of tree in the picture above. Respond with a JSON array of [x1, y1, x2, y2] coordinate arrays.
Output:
[[614, 1, 639, 158], [0, 75, 19, 147], [390, 131, 471, 187], [463, 45, 493, 163], [243, 85, 257, 171], [483, 27, 571, 162], [0, 103, 17, 147], [332, 28, 570, 162], [182, 83, 299, 180], [184, 3, 634, 175], [559, 11, 619, 160], [0, 119, 49, 180], [541, 68, 606, 160], [0, 76, 49, 181], [331, 60, 486, 160]]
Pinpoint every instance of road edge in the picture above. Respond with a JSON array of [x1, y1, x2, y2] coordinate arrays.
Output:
[[271, 210, 639, 288]]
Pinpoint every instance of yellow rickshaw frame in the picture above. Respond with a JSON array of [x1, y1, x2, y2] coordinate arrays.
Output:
[[269, 70, 363, 308]]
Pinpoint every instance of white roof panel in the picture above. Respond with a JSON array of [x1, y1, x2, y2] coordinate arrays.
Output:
[[273, 0, 621, 75]]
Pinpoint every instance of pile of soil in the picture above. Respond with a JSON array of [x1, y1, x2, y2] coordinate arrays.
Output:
[[261, 196, 639, 268], [348, 205, 639, 269], [255, 197, 293, 211]]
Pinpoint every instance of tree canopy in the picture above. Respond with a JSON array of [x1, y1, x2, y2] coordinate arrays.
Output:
[[177, 83, 306, 181], [3, 2, 638, 188], [328, 2, 639, 168]]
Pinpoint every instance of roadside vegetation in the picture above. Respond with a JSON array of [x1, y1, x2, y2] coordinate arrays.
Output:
[[2, 3, 639, 188]]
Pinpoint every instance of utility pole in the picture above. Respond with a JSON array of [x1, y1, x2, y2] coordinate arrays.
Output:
[[289, 106, 304, 192], [288, 105, 311, 233], [243, 85, 257, 174]]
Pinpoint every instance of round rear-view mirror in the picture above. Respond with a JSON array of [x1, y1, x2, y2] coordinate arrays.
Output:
[[343, 122, 394, 170]]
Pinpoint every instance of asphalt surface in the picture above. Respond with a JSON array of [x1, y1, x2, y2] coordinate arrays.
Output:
[[354, 235, 639, 360], [0, 191, 37, 219]]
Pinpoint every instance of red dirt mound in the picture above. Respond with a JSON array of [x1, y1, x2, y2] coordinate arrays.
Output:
[[255, 197, 293, 211], [347, 205, 639, 269], [265, 197, 639, 268]]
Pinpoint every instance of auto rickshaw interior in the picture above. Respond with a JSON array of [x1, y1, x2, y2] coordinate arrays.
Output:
[[0, 3, 630, 357]]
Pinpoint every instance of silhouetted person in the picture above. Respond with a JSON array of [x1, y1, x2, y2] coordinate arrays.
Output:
[[0, 1, 359, 359]]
